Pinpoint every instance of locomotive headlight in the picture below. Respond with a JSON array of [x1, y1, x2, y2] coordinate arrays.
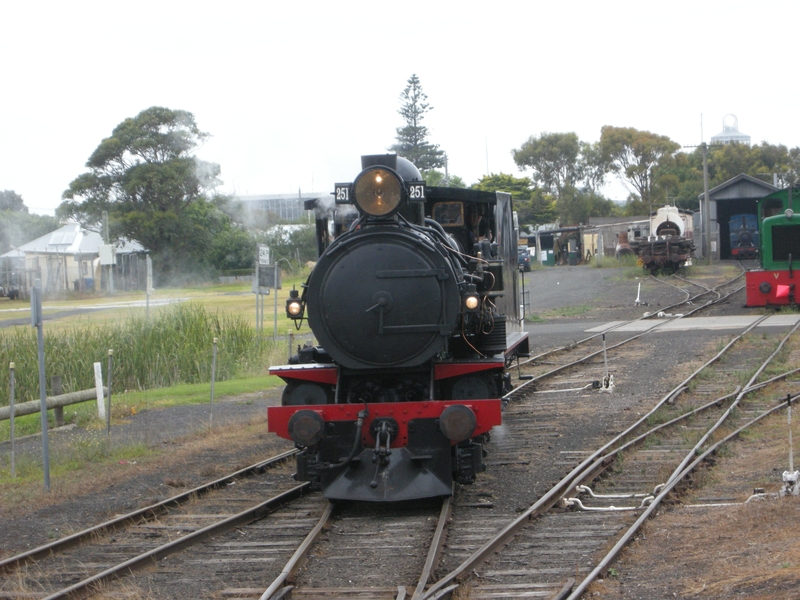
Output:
[[439, 405, 477, 443], [786, 208, 794, 219], [353, 167, 403, 217]]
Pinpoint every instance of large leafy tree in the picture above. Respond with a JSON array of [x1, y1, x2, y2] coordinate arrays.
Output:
[[0, 191, 60, 254], [59, 107, 224, 278], [512, 132, 584, 200], [472, 173, 534, 201], [599, 126, 680, 207], [471, 173, 557, 226], [423, 169, 465, 188], [0, 211, 60, 254], [389, 74, 445, 170], [0, 190, 27, 213]]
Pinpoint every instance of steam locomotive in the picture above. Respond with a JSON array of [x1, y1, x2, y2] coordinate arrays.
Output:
[[268, 154, 529, 501], [729, 213, 759, 259], [625, 205, 695, 274], [746, 187, 800, 307]]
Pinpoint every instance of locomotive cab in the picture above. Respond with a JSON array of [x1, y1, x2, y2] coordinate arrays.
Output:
[[269, 154, 528, 501]]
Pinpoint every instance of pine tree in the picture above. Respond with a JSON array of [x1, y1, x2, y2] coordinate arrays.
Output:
[[389, 74, 445, 170]]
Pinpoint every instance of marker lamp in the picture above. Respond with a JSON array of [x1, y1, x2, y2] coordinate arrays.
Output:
[[439, 405, 477, 443], [286, 289, 304, 318], [288, 410, 325, 446]]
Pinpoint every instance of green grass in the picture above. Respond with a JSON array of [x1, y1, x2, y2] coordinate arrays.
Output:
[[0, 373, 286, 490], [0, 270, 315, 332], [525, 303, 594, 322], [0, 436, 155, 493], [0, 374, 283, 443], [0, 299, 307, 407], [116, 374, 283, 408], [0, 274, 315, 465]]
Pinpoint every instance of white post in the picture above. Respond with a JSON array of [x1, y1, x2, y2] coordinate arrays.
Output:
[[94, 362, 106, 419], [789, 400, 794, 474]]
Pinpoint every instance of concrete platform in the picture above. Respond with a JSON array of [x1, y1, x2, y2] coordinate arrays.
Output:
[[585, 314, 800, 333]]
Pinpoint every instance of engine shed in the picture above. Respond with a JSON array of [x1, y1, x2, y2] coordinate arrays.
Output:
[[701, 174, 777, 260]]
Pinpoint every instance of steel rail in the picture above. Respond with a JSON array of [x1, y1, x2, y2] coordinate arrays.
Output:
[[566, 394, 799, 600], [507, 319, 665, 398], [0, 449, 299, 574], [658, 261, 745, 313], [546, 314, 774, 500], [561, 316, 800, 599], [517, 269, 748, 375], [259, 500, 336, 600], [649, 274, 692, 301], [665, 318, 800, 487], [43, 482, 310, 600], [421, 315, 769, 599], [412, 496, 452, 600]]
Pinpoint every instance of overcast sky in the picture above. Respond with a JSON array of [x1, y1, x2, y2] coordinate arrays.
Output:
[[2, 0, 797, 216]]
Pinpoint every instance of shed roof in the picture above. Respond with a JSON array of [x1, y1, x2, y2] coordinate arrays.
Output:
[[701, 173, 779, 201], [0, 223, 144, 259]]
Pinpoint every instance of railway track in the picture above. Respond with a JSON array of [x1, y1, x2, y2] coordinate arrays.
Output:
[[514, 267, 751, 394], [2, 267, 790, 599], [0, 450, 323, 599], [418, 311, 800, 598], [259, 497, 451, 599]]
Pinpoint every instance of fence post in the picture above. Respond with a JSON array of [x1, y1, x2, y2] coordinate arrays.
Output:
[[210, 337, 218, 425], [94, 362, 106, 420], [51, 376, 63, 427], [106, 349, 113, 438], [32, 278, 50, 491], [9, 362, 15, 478]]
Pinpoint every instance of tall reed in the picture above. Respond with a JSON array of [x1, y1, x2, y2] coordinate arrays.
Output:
[[0, 303, 267, 405]]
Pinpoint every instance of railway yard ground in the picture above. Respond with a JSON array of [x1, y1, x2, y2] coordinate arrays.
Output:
[[2, 262, 800, 599]]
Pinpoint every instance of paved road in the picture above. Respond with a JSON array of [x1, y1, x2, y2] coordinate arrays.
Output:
[[0, 297, 185, 328], [520, 265, 635, 314]]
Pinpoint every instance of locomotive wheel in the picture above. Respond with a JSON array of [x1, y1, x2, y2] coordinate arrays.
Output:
[[281, 381, 333, 406], [447, 373, 498, 401]]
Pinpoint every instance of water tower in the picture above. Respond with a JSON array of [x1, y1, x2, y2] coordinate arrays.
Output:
[[710, 114, 751, 145]]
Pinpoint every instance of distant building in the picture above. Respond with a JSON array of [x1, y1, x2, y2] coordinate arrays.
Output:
[[710, 114, 751, 145], [700, 173, 777, 260], [0, 223, 145, 296], [236, 192, 328, 223]]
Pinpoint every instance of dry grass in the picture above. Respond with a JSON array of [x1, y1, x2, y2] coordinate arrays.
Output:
[[0, 416, 292, 519]]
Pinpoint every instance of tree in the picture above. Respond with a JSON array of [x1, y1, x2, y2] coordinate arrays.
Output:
[[599, 126, 680, 207], [666, 142, 800, 210], [423, 169, 465, 188], [579, 141, 612, 193], [470, 173, 557, 226], [471, 173, 534, 201], [0, 190, 27, 213], [258, 224, 317, 270], [512, 132, 584, 200], [388, 74, 445, 170], [58, 106, 222, 279], [0, 211, 60, 254]]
